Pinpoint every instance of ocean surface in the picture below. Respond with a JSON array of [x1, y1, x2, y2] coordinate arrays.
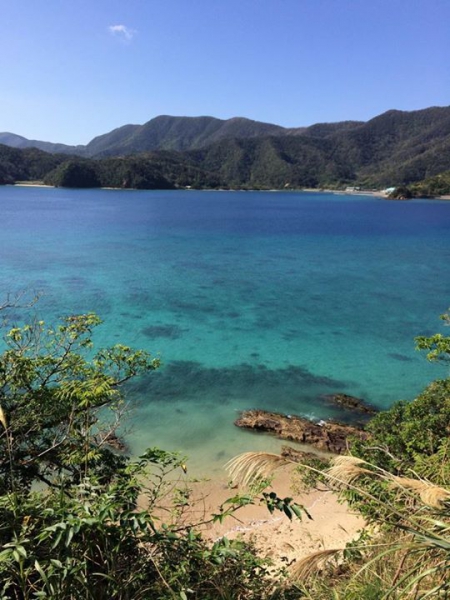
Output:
[[1, 186, 449, 475]]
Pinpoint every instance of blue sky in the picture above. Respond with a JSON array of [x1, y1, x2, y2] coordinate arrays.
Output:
[[1, 0, 449, 144]]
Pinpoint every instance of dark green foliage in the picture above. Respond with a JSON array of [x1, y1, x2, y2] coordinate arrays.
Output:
[[0, 163, 13, 184], [351, 314, 450, 476], [293, 455, 330, 491], [416, 318, 450, 361], [95, 156, 175, 189], [2, 105, 450, 190], [300, 120, 362, 138], [387, 185, 412, 199], [262, 491, 310, 521], [256, 315, 450, 598], [0, 310, 284, 599], [43, 154, 213, 190], [350, 379, 450, 475], [338, 315, 450, 529], [408, 170, 450, 197], [0, 454, 275, 599], [85, 115, 286, 156], [44, 159, 101, 187], [0, 313, 160, 492], [189, 136, 328, 189], [0, 144, 68, 182], [0, 132, 85, 155]]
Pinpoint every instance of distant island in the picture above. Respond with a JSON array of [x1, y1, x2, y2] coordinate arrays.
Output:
[[1, 106, 450, 196]]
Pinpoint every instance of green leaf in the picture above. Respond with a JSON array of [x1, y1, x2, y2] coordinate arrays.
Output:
[[0, 549, 13, 562], [282, 505, 293, 520], [16, 545, 27, 559], [50, 559, 63, 569], [34, 560, 49, 585]]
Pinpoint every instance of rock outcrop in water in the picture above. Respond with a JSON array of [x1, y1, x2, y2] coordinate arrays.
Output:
[[323, 393, 378, 415], [102, 432, 128, 453], [280, 445, 327, 463], [234, 409, 368, 454]]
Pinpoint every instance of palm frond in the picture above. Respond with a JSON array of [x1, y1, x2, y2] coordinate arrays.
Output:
[[0, 404, 7, 430], [326, 456, 373, 487], [388, 475, 450, 508], [289, 548, 344, 581], [332, 456, 367, 467], [224, 452, 292, 487]]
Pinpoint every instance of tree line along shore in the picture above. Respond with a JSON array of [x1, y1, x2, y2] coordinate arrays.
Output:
[[1, 106, 450, 196]]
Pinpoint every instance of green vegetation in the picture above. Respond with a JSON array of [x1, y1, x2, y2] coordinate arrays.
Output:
[[0, 287, 449, 600], [1, 106, 450, 190], [227, 311, 450, 598], [44, 160, 101, 188], [0, 145, 68, 184], [0, 302, 303, 599], [1, 293, 450, 597], [0, 133, 85, 156], [43, 157, 176, 189], [407, 170, 450, 198], [42, 154, 223, 189]]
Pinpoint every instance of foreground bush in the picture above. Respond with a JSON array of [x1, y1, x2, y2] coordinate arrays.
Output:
[[0, 310, 286, 599]]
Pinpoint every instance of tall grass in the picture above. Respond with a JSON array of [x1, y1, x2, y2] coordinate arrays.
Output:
[[226, 451, 450, 598]]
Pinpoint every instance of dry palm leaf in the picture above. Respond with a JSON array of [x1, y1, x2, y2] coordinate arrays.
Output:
[[290, 547, 344, 580], [225, 452, 292, 487]]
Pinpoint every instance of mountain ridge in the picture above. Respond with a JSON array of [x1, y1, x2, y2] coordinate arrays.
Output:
[[1, 107, 446, 159], [1, 105, 449, 192], [0, 114, 367, 156]]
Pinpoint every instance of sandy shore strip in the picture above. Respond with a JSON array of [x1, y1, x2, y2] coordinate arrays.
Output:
[[12, 181, 54, 187], [165, 466, 365, 571]]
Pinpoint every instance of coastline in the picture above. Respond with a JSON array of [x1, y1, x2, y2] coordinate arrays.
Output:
[[7, 182, 450, 199], [12, 181, 54, 188], [146, 406, 368, 571], [173, 467, 364, 572]]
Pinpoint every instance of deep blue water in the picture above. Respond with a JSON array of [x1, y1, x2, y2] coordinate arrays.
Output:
[[1, 187, 449, 474]]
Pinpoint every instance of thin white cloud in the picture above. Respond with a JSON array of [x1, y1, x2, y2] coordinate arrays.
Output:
[[108, 24, 136, 41]]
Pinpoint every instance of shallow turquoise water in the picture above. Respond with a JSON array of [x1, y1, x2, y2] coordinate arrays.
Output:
[[1, 187, 449, 474]]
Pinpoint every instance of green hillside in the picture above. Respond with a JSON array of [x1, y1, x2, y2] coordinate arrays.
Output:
[[0, 144, 69, 184], [1, 106, 450, 191], [85, 115, 286, 156], [0, 132, 85, 155], [408, 170, 450, 197]]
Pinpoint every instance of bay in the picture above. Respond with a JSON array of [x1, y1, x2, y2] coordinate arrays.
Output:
[[1, 186, 449, 474]]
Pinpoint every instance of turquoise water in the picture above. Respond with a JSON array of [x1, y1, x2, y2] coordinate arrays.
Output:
[[1, 186, 449, 474]]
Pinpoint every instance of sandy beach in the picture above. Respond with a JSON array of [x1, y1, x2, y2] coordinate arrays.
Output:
[[12, 181, 54, 188], [164, 464, 365, 573]]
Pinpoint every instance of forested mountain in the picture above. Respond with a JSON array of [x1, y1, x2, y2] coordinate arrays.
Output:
[[0, 144, 69, 184], [178, 106, 450, 189], [1, 106, 450, 191], [0, 132, 84, 155], [41, 150, 226, 189], [0, 117, 368, 157], [328, 106, 450, 186], [185, 135, 351, 188], [85, 115, 286, 156], [287, 120, 362, 138], [0, 116, 286, 157]]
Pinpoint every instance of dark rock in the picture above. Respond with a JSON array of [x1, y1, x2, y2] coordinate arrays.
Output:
[[323, 393, 378, 415], [235, 409, 368, 454], [281, 446, 327, 464], [103, 432, 128, 453]]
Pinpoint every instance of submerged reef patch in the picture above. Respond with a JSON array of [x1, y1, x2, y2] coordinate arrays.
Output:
[[128, 360, 361, 422], [142, 324, 185, 339]]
